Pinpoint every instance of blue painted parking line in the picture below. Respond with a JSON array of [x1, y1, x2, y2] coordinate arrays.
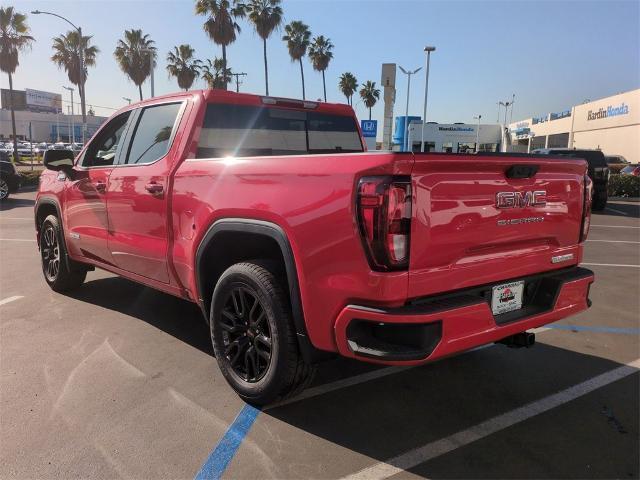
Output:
[[547, 324, 640, 335], [195, 404, 261, 480]]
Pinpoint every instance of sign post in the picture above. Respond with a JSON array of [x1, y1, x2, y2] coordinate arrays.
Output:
[[360, 120, 378, 150]]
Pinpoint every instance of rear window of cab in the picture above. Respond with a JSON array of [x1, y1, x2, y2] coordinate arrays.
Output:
[[197, 103, 363, 158]]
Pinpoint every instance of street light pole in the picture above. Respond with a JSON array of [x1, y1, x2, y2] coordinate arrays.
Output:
[[421, 46, 436, 153], [63, 86, 74, 144], [399, 66, 422, 152], [123, 97, 132, 105], [474, 115, 482, 153], [31, 10, 86, 144]]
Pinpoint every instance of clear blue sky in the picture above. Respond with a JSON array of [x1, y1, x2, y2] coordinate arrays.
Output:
[[4, 0, 640, 134]]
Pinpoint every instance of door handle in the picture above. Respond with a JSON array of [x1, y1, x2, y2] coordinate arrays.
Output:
[[94, 181, 107, 193], [145, 182, 164, 195]]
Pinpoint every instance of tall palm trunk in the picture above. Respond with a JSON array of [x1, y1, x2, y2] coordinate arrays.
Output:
[[222, 45, 228, 90], [7, 73, 18, 162], [138, 84, 143, 101], [262, 38, 269, 96], [322, 70, 326, 102], [369, 107, 372, 120], [299, 58, 305, 100]]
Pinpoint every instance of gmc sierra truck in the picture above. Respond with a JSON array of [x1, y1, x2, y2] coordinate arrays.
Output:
[[36, 90, 595, 405]]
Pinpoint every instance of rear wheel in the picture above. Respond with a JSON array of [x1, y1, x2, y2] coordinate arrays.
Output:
[[592, 188, 608, 211], [210, 262, 315, 405], [40, 215, 86, 292]]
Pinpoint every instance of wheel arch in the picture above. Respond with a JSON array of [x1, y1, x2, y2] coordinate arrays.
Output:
[[195, 218, 321, 363], [35, 197, 73, 272]]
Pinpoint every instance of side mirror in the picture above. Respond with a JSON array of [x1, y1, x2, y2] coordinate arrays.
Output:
[[43, 149, 75, 172]]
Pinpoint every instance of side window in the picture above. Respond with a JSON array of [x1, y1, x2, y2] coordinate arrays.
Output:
[[81, 111, 131, 167], [125, 103, 182, 165]]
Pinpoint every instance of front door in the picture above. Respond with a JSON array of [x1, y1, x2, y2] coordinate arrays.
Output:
[[106, 101, 184, 283], [64, 111, 132, 265]]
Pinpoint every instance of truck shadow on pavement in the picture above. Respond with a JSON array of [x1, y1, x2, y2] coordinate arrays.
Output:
[[595, 202, 640, 219], [0, 196, 35, 211], [67, 276, 213, 355], [263, 344, 639, 479]]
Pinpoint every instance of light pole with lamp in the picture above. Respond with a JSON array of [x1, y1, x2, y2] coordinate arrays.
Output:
[[31, 10, 87, 144], [399, 66, 422, 152], [473, 115, 482, 153], [123, 97, 132, 105], [420, 46, 436, 152], [62, 86, 75, 144]]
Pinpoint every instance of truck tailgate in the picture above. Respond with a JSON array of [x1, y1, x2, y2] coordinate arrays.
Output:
[[408, 154, 587, 298]]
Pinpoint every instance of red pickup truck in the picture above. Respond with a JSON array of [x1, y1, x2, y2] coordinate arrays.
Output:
[[36, 90, 595, 405]]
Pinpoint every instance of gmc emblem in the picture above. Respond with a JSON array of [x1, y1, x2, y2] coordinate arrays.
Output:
[[496, 191, 547, 209]]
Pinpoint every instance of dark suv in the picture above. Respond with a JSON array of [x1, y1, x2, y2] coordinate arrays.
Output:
[[532, 148, 609, 210], [0, 151, 21, 201]]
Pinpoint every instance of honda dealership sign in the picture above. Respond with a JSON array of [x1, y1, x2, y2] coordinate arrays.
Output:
[[25, 89, 62, 114]]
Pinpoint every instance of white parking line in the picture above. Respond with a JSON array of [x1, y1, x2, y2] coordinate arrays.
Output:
[[0, 295, 24, 306], [605, 207, 630, 216], [582, 262, 640, 268], [343, 358, 640, 480], [591, 224, 640, 229], [0, 238, 36, 242], [586, 239, 640, 244]]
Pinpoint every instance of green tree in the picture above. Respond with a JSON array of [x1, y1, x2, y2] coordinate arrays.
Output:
[[0, 7, 34, 161], [51, 30, 99, 140], [359, 80, 380, 120], [166, 44, 201, 91], [338, 72, 357, 106], [245, 0, 282, 95], [195, 0, 245, 90], [114, 29, 156, 101], [202, 57, 232, 89], [282, 21, 310, 100], [308, 35, 333, 102]]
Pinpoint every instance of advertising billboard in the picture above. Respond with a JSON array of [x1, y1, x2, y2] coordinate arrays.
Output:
[[25, 89, 62, 113]]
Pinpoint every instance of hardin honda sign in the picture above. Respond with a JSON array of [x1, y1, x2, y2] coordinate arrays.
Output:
[[587, 102, 630, 121]]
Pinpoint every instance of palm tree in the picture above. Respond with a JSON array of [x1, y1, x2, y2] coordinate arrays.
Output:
[[282, 21, 310, 100], [0, 7, 34, 162], [245, 0, 283, 95], [51, 30, 99, 139], [202, 57, 232, 89], [166, 44, 201, 91], [359, 80, 380, 120], [195, 0, 245, 90], [338, 72, 357, 106], [114, 29, 156, 101], [308, 35, 333, 102]]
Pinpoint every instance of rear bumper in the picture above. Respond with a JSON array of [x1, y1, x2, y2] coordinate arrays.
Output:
[[334, 266, 594, 365]]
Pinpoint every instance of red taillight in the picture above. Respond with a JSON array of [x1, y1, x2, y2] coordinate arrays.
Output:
[[580, 175, 593, 242], [357, 176, 412, 270]]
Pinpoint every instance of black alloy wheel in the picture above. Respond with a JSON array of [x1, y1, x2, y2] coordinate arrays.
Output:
[[220, 286, 273, 383], [41, 223, 60, 282]]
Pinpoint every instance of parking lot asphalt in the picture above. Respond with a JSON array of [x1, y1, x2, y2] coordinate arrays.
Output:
[[1, 190, 638, 480]]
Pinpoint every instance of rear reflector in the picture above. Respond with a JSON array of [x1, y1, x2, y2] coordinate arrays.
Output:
[[580, 175, 593, 242], [357, 176, 412, 271]]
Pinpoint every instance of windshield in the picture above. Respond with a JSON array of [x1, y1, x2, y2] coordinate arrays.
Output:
[[197, 103, 363, 158]]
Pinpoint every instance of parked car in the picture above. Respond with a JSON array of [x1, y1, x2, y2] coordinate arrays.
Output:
[[620, 164, 640, 176], [532, 148, 609, 210], [36, 90, 595, 405], [0, 152, 21, 200], [605, 155, 630, 166]]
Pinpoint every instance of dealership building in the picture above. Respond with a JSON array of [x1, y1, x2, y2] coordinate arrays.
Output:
[[508, 88, 639, 162], [0, 88, 107, 143]]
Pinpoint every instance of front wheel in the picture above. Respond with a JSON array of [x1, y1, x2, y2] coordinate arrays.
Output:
[[592, 188, 608, 211], [0, 178, 10, 201], [40, 215, 86, 292], [210, 262, 315, 406]]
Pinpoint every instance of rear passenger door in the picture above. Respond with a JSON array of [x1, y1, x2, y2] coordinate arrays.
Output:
[[106, 101, 185, 283]]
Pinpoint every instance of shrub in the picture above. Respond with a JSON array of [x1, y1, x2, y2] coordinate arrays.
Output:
[[608, 174, 640, 198], [19, 170, 42, 187]]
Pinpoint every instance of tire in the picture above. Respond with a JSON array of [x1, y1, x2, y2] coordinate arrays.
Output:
[[0, 177, 9, 201], [592, 188, 608, 211], [210, 262, 315, 406], [40, 215, 87, 292]]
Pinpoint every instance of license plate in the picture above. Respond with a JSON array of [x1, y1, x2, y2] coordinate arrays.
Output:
[[491, 280, 524, 315]]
